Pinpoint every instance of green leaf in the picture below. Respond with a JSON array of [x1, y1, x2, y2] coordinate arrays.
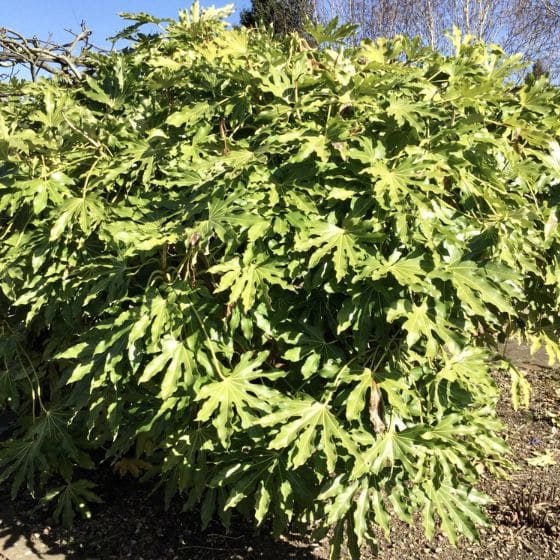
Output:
[[387, 95, 439, 130], [210, 257, 291, 310], [254, 480, 272, 525], [437, 259, 513, 315], [196, 352, 282, 446], [139, 336, 195, 398], [345, 369, 372, 421], [41, 479, 102, 527], [166, 102, 211, 127], [261, 398, 363, 472], [503, 362, 531, 410], [296, 221, 370, 281], [423, 481, 489, 545]]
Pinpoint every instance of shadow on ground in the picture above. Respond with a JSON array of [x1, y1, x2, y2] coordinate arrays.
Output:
[[0, 500, 67, 559], [0, 478, 319, 560]]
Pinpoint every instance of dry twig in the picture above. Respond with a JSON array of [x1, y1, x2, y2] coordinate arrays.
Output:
[[0, 22, 94, 81]]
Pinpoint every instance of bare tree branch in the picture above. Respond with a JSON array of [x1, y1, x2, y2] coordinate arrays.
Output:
[[0, 23, 94, 81], [540, 0, 560, 17]]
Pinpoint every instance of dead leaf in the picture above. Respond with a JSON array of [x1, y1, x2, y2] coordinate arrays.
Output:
[[113, 457, 153, 478]]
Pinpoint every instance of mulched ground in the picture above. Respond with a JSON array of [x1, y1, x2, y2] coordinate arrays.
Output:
[[1, 344, 559, 560]]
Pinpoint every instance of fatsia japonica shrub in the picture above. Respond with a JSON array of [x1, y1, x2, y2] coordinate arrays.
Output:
[[1, 2, 560, 554]]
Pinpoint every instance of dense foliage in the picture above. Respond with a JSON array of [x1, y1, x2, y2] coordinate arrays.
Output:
[[1, 3, 560, 555]]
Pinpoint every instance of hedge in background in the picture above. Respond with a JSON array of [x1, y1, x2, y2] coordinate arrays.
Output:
[[1, 3, 560, 556]]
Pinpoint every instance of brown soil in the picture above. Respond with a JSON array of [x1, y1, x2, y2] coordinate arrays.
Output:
[[1, 344, 559, 560]]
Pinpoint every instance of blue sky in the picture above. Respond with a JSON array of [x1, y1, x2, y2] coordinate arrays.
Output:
[[1, 1, 251, 47]]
